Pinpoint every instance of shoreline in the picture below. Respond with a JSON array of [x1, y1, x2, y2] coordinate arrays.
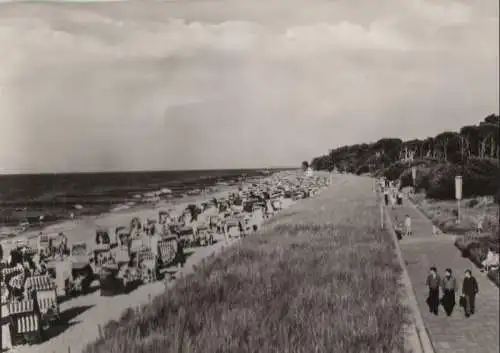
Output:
[[0, 174, 265, 258], [0, 169, 280, 236]]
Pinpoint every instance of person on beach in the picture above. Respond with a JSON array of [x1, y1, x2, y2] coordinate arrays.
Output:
[[404, 215, 412, 237], [238, 219, 246, 238], [440, 268, 457, 316], [426, 266, 440, 315], [461, 269, 479, 317], [95, 232, 104, 245]]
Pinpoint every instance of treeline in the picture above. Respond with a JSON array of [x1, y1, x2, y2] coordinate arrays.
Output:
[[310, 114, 500, 200]]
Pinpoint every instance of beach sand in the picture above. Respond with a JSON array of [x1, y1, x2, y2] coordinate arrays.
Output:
[[0, 184, 242, 259], [5, 172, 300, 353]]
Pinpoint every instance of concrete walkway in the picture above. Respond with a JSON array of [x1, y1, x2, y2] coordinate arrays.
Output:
[[388, 199, 499, 353]]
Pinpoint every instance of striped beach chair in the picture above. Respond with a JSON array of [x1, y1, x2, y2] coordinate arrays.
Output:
[[8, 299, 41, 344], [137, 249, 157, 283], [24, 275, 56, 292], [37, 234, 50, 256], [8, 299, 34, 316], [1, 267, 24, 282], [24, 275, 58, 319], [158, 239, 177, 266], [93, 244, 113, 268], [14, 313, 39, 335], [137, 249, 156, 263], [22, 247, 38, 257]]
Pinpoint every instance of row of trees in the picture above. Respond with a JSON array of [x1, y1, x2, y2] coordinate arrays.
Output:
[[310, 114, 499, 175]]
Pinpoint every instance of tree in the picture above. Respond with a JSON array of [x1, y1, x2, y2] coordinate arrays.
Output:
[[434, 131, 459, 161], [459, 125, 480, 157], [302, 161, 309, 171], [421, 137, 435, 158]]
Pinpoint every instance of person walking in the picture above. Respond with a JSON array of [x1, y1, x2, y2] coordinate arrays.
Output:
[[404, 215, 412, 237], [461, 269, 479, 317], [440, 268, 457, 316], [426, 266, 441, 315], [383, 188, 389, 206]]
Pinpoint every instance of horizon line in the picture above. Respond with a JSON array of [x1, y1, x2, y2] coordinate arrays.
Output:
[[0, 166, 299, 176]]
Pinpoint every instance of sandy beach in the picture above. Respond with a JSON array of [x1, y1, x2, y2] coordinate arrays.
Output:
[[0, 182, 244, 259], [4, 171, 299, 353]]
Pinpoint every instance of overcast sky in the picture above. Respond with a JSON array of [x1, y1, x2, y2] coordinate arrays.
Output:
[[0, 0, 498, 173]]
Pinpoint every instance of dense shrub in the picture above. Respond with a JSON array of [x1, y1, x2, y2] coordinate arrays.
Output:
[[426, 163, 463, 199], [399, 163, 433, 191], [462, 158, 500, 198], [355, 164, 370, 175], [399, 169, 412, 188], [487, 268, 500, 287], [469, 246, 488, 266], [455, 233, 500, 265], [382, 162, 407, 181]]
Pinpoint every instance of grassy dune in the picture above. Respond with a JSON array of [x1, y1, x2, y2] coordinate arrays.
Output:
[[83, 175, 408, 353]]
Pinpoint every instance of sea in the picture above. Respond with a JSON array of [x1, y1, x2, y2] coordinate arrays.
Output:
[[0, 168, 289, 233]]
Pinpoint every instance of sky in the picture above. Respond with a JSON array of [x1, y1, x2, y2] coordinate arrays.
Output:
[[0, 0, 498, 173]]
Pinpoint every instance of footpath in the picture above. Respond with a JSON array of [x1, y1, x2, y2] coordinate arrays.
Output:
[[387, 199, 499, 353]]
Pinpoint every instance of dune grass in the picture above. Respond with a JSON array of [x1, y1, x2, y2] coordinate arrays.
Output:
[[83, 176, 409, 353]]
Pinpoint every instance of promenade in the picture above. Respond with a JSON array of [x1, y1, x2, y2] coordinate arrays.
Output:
[[388, 199, 499, 353]]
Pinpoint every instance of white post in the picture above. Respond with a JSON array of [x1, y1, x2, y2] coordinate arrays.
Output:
[[411, 166, 417, 194], [455, 176, 462, 224]]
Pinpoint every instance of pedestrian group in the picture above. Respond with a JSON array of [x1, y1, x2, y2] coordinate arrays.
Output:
[[426, 266, 479, 318]]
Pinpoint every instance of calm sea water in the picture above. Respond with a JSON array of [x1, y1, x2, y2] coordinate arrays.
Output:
[[0, 169, 287, 228]]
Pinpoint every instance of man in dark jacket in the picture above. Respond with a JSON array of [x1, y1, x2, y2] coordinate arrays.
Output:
[[426, 266, 441, 315], [461, 269, 479, 317], [440, 268, 457, 316]]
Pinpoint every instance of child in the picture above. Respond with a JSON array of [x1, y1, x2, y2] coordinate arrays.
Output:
[[404, 215, 412, 237]]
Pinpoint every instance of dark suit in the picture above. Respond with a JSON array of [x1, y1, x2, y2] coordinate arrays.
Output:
[[462, 276, 479, 316], [426, 274, 441, 315]]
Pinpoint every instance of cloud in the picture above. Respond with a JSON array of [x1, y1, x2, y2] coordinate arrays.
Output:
[[0, 0, 498, 172]]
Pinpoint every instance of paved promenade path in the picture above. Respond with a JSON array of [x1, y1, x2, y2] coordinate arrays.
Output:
[[388, 199, 499, 353]]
